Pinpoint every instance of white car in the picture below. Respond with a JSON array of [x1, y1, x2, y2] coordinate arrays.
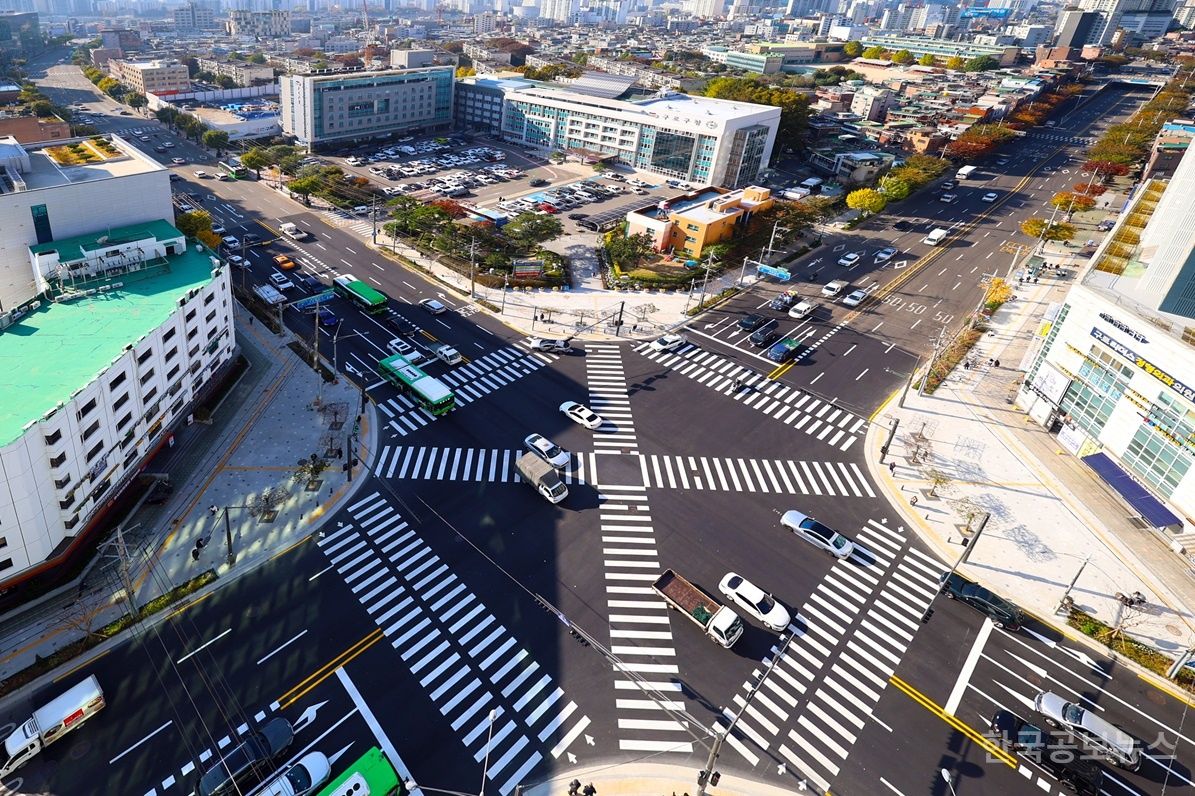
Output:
[[259, 751, 331, 796], [841, 289, 868, 308], [874, 246, 898, 263], [419, 298, 447, 314], [559, 401, 603, 430], [650, 334, 686, 353], [939, 193, 958, 204], [719, 573, 792, 632], [269, 272, 295, 290], [821, 280, 848, 298], [171, 157, 185, 165], [434, 344, 462, 365], [194, 170, 209, 179], [524, 433, 570, 469], [780, 509, 855, 559], [837, 251, 862, 267], [528, 337, 572, 353], [788, 300, 818, 320], [981, 192, 999, 203]]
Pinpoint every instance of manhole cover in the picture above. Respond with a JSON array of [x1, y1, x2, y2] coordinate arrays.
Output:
[[1167, 623, 1183, 637]]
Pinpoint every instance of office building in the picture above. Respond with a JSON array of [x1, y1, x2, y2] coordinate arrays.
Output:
[[280, 67, 455, 149], [174, 2, 217, 31], [1074, 0, 1176, 45], [0, 11, 38, 59], [227, 9, 291, 38], [457, 78, 779, 188], [625, 186, 774, 258], [109, 58, 190, 97], [1018, 145, 1195, 532], [99, 27, 140, 52]]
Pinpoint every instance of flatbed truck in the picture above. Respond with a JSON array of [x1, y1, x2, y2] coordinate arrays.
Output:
[[653, 569, 743, 648]]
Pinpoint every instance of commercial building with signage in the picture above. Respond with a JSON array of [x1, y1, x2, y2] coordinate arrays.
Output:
[[1018, 149, 1195, 531]]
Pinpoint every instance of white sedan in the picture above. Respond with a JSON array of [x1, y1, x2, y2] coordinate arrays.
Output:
[[874, 246, 898, 263], [524, 433, 570, 469], [719, 572, 791, 632], [559, 401, 603, 430], [837, 251, 862, 267], [781, 509, 855, 559], [419, 298, 447, 314], [650, 334, 686, 353], [981, 192, 999, 203]]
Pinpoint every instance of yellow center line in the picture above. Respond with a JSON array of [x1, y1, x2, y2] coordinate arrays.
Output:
[[889, 674, 1018, 768], [276, 629, 384, 709]]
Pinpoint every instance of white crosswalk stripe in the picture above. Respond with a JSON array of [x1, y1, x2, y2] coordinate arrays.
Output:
[[714, 521, 944, 789], [586, 344, 639, 454], [639, 455, 875, 497], [633, 343, 866, 452], [321, 208, 373, 238], [318, 493, 591, 793], [374, 446, 598, 485], [144, 703, 287, 795]]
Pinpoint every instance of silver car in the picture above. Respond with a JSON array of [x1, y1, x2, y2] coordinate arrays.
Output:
[[524, 433, 570, 469], [1034, 691, 1141, 770], [781, 510, 855, 559]]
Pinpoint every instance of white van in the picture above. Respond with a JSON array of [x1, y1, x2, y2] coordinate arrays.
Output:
[[434, 344, 462, 365], [387, 338, 426, 365], [923, 228, 949, 246]]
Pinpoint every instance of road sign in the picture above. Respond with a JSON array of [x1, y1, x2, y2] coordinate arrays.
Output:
[[757, 265, 791, 281], [291, 289, 335, 311]]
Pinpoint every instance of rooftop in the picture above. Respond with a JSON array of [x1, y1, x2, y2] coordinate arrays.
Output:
[[1, 224, 217, 446], [1, 135, 163, 193]]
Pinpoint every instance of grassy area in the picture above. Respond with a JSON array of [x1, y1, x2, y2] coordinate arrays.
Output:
[[923, 326, 984, 394], [1067, 608, 1195, 693], [686, 286, 740, 317]]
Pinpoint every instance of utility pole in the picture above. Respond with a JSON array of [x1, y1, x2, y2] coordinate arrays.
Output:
[[921, 513, 989, 624], [765, 223, 790, 261], [313, 297, 324, 407], [112, 523, 139, 614], [919, 325, 946, 396], [370, 196, 378, 245], [208, 505, 236, 567], [1056, 556, 1089, 614], [696, 253, 718, 315], [500, 272, 509, 314], [468, 237, 478, 299]]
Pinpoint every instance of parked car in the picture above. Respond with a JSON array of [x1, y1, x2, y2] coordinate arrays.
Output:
[[718, 573, 791, 632], [938, 572, 1025, 630], [781, 510, 855, 559], [1033, 692, 1141, 770]]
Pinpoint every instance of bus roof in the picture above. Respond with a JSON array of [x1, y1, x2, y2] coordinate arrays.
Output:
[[343, 278, 386, 304], [412, 374, 453, 402]]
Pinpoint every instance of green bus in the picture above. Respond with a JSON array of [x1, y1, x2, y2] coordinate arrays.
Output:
[[218, 160, 247, 179], [378, 354, 455, 416], [334, 274, 388, 314], [316, 747, 404, 796]]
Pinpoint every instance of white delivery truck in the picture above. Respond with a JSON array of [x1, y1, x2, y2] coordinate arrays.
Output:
[[956, 165, 977, 180], [279, 222, 309, 241], [653, 569, 744, 648], [923, 228, 949, 246], [1, 675, 105, 776], [252, 284, 286, 306], [515, 452, 567, 504]]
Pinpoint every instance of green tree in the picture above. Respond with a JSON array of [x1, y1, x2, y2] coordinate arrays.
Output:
[[842, 40, 863, 58], [126, 93, 147, 110], [945, 55, 966, 70], [29, 99, 54, 117], [963, 55, 999, 72], [202, 129, 230, 155], [918, 53, 936, 66], [215, 75, 236, 89], [240, 147, 271, 178], [1020, 218, 1076, 241], [155, 106, 179, 126], [277, 153, 305, 175], [777, 195, 839, 227], [174, 209, 213, 238], [288, 175, 322, 206], [606, 232, 655, 268], [846, 188, 887, 216], [861, 46, 890, 59], [592, 161, 609, 173], [248, 53, 267, 64], [891, 49, 915, 65], [504, 212, 563, 251], [879, 174, 911, 200], [703, 77, 811, 161]]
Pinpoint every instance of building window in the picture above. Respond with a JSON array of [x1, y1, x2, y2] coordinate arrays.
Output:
[[86, 441, 104, 462], [50, 452, 66, 468], [110, 371, 127, 390], [1120, 393, 1195, 498], [1059, 346, 1133, 437], [82, 420, 101, 441], [30, 204, 52, 245], [0, 559, 11, 573], [77, 397, 97, 420], [140, 368, 155, 385], [164, 327, 177, 342], [44, 429, 62, 446], [137, 348, 153, 366], [113, 392, 129, 412]]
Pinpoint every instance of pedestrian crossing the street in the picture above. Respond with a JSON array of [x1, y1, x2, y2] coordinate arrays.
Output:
[[317, 491, 593, 793], [373, 445, 598, 485], [371, 345, 552, 437], [711, 521, 943, 791], [598, 485, 695, 755], [633, 343, 866, 452], [586, 344, 640, 455], [639, 455, 875, 497]]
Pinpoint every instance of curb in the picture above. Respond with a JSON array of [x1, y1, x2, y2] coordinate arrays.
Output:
[[524, 760, 816, 796]]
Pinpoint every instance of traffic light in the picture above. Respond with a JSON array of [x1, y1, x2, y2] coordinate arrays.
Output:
[[711, 772, 721, 786], [698, 770, 709, 786]]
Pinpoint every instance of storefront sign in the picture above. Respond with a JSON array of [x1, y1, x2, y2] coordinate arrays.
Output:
[[1091, 328, 1195, 402], [1098, 312, 1148, 344]]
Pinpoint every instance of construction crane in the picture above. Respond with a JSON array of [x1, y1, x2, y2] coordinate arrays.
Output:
[[361, 0, 369, 35]]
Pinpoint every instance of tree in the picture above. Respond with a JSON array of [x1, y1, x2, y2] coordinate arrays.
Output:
[[215, 75, 237, 89], [1020, 218, 1077, 242], [861, 46, 890, 60], [288, 175, 322, 206], [29, 99, 54, 117], [277, 154, 304, 175], [842, 40, 863, 58], [704, 78, 811, 160], [430, 199, 467, 218], [1050, 191, 1096, 211], [846, 188, 887, 216], [126, 93, 147, 110], [963, 55, 999, 72], [606, 232, 656, 268], [592, 161, 609, 173], [155, 106, 179, 126], [455, 66, 476, 78], [503, 212, 563, 251], [240, 147, 271, 178], [1073, 182, 1107, 196], [945, 55, 966, 70], [202, 130, 230, 156], [879, 174, 911, 200], [918, 53, 936, 66], [248, 53, 267, 64], [892, 49, 915, 65], [1083, 160, 1130, 177], [778, 195, 839, 227], [944, 138, 995, 160], [174, 210, 213, 238]]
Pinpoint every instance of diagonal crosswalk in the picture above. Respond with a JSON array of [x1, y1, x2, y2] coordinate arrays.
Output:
[[711, 520, 943, 790], [318, 491, 593, 793], [633, 342, 866, 452]]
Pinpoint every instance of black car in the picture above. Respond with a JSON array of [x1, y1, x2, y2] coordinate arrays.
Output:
[[244, 233, 262, 245], [749, 319, 780, 347], [990, 710, 1104, 795], [197, 717, 293, 796], [293, 272, 322, 290], [568, 213, 588, 221], [737, 313, 767, 332], [892, 219, 911, 231], [529, 178, 550, 187], [391, 315, 419, 337], [939, 572, 1026, 630]]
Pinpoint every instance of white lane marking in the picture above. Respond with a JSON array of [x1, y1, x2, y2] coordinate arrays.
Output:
[[109, 721, 172, 764], [336, 668, 417, 789], [944, 618, 993, 715], [256, 629, 309, 666], [177, 628, 233, 664]]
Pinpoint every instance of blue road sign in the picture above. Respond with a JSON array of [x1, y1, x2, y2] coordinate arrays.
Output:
[[292, 289, 335, 310], [758, 265, 792, 281]]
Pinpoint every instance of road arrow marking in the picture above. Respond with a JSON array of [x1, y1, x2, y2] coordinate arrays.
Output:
[[778, 764, 786, 776], [585, 734, 595, 746], [293, 700, 328, 733], [568, 752, 577, 764], [328, 742, 355, 769]]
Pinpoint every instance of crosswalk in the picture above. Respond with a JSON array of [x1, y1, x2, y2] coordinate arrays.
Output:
[[322, 208, 374, 238], [639, 455, 875, 497], [586, 344, 639, 455], [370, 344, 556, 437], [373, 445, 598, 485], [633, 343, 865, 452], [1025, 132, 1095, 145], [317, 491, 592, 793], [711, 520, 943, 791]]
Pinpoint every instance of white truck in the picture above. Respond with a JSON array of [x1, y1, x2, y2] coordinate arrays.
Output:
[[253, 284, 286, 306], [956, 165, 978, 180], [923, 228, 949, 246], [1, 675, 105, 776], [515, 452, 567, 504], [653, 569, 744, 648], [279, 222, 308, 241]]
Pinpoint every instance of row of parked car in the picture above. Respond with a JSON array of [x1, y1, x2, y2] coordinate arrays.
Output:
[[196, 716, 331, 796], [385, 164, 523, 198], [498, 180, 626, 217]]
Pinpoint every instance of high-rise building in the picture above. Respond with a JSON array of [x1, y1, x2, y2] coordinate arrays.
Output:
[[99, 27, 140, 51], [173, 2, 217, 31], [0, 11, 39, 60], [227, 9, 291, 37], [1074, 0, 1176, 45]]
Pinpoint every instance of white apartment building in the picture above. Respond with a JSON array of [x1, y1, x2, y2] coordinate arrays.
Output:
[[227, 9, 291, 38], [0, 136, 234, 587], [195, 57, 275, 86], [109, 58, 191, 96], [1018, 145, 1195, 533], [1076, 0, 1176, 44]]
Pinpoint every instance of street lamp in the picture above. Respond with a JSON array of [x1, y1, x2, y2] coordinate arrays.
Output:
[[479, 709, 497, 795], [207, 504, 245, 566], [940, 768, 958, 796]]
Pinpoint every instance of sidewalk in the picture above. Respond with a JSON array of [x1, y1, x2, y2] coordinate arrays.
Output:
[[864, 272, 1195, 657], [525, 762, 808, 796], [0, 306, 376, 683]]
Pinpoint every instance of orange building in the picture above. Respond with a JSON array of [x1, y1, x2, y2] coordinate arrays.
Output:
[[624, 186, 774, 259]]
